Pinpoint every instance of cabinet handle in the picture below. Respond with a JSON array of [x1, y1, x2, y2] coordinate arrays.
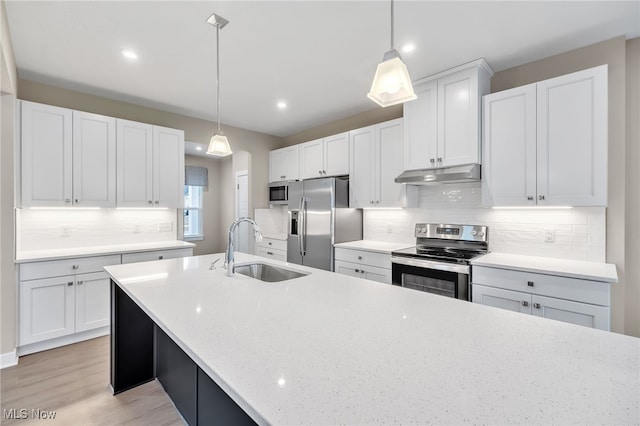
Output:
[[527, 196, 534, 201], [72, 265, 79, 270], [360, 270, 365, 274], [323, 170, 326, 175], [267, 251, 274, 256], [376, 200, 379, 204], [358, 256, 362, 260], [281, 175, 286, 179], [75, 199, 79, 203], [437, 157, 442, 163], [430, 158, 435, 165], [65, 199, 71, 203], [67, 282, 73, 286], [355, 269, 360, 273], [319, 170, 323, 175], [538, 195, 545, 201], [148, 200, 153, 204], [158, 256, 164, 259], [77, 280, 83, 285], [268, 242, 272, 246], [533, 303, 541, 309], [527, 281, 534, 287], [521, 301, 529, 307]]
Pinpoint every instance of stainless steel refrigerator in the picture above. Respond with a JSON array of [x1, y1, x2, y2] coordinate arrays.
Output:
[[287, 178, 362, 271]]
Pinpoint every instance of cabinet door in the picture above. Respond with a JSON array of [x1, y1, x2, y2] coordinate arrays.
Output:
[[376, 119, 406, 207], [536, 65, 608, 206], [482, 84, 537, 206], [472, 284, 531, 315], [21, 101, 73, 207], [153, 126, 184, 208], [334, 260, 364, 279], [117, 119, 153, 207], [531, 294, 609, 331], [298, 139, 324, 180], [438, 68, 480, 166], [20, 276, 75, 345], [75, 271, 111, 332], [349, 126, 375, 208], [270, 146, 299, 182], [324, 132, 350, 176], [72, 111, 116, 207], [403, 79, 438, 170]]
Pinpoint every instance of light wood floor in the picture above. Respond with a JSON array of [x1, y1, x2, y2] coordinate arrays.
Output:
[[0, 336, 184, 425]]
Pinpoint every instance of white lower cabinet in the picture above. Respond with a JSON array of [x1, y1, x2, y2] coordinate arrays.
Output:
[[75, 272, 111, 332], [255, 238, 287, 262], [334, 248, 392, 284], [471, 266, 610, 330]]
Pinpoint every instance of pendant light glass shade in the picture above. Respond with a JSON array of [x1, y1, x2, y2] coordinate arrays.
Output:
[[206, 133, 232, 156], [206, 13, 233, 157], [368, 0, 416, 108], [367, 49, 416, 107]]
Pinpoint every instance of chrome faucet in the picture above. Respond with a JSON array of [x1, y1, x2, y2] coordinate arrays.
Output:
[[225, 217, 262, 277]]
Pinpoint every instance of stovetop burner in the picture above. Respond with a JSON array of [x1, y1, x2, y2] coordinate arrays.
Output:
[[415, 246, 484, 260]]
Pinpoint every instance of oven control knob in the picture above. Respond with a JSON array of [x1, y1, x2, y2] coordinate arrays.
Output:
[[471, 230, 477, 236], [478, 231, 485, 237]]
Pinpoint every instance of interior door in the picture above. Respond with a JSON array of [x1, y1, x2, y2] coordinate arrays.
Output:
[[235, 172, 250, 254], [302, 178, 333, 271], [286, 181, 304, 266]]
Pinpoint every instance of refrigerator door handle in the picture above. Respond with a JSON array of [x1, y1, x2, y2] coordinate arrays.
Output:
[[299, 196, 305, 256], [300, 197, 307, 256]]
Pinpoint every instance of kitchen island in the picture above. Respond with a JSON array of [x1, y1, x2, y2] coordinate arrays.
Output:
[[105, 253, 639, 425]]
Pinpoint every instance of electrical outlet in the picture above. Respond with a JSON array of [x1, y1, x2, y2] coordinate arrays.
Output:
[[133, 224, 141, 233], [61, 226, 70, 237], [544, 229, 555, 243], [158, 222, 173, 232]]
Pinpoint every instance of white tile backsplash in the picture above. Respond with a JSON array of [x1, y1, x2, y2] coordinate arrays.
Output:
[[254, 206, 287, 237], [364, 183, 606, 262], [16, 208, 178, 253]]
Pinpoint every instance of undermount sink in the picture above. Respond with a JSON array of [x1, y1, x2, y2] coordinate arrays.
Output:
[[233, 262, 308, 282]]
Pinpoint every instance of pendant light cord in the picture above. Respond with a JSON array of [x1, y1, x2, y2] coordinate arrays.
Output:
[[390, 0, 394, 51], [216, 24, 221, 134]]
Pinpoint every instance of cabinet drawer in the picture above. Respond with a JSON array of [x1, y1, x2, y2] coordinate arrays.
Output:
[[20, 255, 121, 281], [334, 260, 391, 284], [334, 248, 391, 269], [257, 238, 287, 252], [472, 266, 609, 306], [122, 248, 193, 264], [256, 247, 287, 262]]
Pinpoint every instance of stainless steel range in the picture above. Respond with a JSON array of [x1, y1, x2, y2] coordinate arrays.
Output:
[[391, 224, 488, 300]]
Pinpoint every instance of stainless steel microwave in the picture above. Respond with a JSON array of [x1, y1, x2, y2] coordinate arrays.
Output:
[[269, 181, 290, 205]]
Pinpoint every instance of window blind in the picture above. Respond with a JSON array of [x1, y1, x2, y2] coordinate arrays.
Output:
[[185, 166, 208, 188]]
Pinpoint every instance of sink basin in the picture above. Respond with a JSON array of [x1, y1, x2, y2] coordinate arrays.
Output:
[[233, 262, 308, 282]]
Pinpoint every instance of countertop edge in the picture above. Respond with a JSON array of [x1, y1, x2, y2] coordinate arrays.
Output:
[[334, 240, 413, 254], [15, 241, 196, 263]]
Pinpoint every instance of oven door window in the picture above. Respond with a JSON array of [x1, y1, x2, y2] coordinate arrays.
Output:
[[392, 263, 468, 300]]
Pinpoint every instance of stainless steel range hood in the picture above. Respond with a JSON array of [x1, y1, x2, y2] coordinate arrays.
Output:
[[395, 164, 481, 185]]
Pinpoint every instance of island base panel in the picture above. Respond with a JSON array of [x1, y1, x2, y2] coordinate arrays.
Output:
[[197, 367, 257, 426], [156, 327, 197, 425], [110, 280, 155, 394]]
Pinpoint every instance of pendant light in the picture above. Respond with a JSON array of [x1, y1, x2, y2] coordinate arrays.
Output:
[[206, 13, 232, 157], [367, 0, 417, 107]]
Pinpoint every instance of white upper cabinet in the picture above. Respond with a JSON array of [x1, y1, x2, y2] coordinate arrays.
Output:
[[72, 111, 116, 207], [269, 145, 299, 182], [403, 59, 493, 171], [349, 119, 417, 208], [483, 65, 608, 207], [21, 102, 116, 208], [153, 126, 185, 208], [116, 119, 184, 208], [298, 132, 349, 180], [116, 119, 153, 207], [21, 101, 73, 207]]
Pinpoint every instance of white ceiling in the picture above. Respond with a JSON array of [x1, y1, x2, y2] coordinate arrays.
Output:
[[5, 1, 639, 137]]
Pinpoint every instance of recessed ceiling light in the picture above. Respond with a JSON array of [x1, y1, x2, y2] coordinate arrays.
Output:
[[196, 146, 203, 151], [401, 43, 416, 54], [121, 49, 138, 60], [277, 101, 287, 109]]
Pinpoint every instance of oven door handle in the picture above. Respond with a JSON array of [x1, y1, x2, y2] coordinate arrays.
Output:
[[391, 256, 470, 275]]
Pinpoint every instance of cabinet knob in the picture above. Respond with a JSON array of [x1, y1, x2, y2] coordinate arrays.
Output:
[[67, 282, 73, 286], [360, 270, 365, 274], [268, 242, 272, 246], [437, 157, 443, 163], [527, 196, 534, 201], [358, 256, 362, 260], [77, 280, 83, 285], [75, 199, 79, 203], [158, 256, 164, 259], [533, 303, 541, 309], [527, 281, 534, 287], [430, 158, 435, 165], [319, 170, 322, 175], [355, 269, 360, 273], [148, 200, 153, 204], [521, 301, 529, 307], [538, 195, 546, 201], [72, 265, 79, 270]]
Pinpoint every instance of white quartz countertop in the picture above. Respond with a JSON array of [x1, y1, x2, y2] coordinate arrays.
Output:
[[334, 240, 413, 254], [471, 252, 618, 282], [15, 240, 195, 263], [105, 253, 638, 425]]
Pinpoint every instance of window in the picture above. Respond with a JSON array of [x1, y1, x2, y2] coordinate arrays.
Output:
[[184, 185, 204, 240]]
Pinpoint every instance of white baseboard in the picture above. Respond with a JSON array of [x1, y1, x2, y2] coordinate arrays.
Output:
[[0, 349, 18, 369], [17, 327, 110, 357]]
